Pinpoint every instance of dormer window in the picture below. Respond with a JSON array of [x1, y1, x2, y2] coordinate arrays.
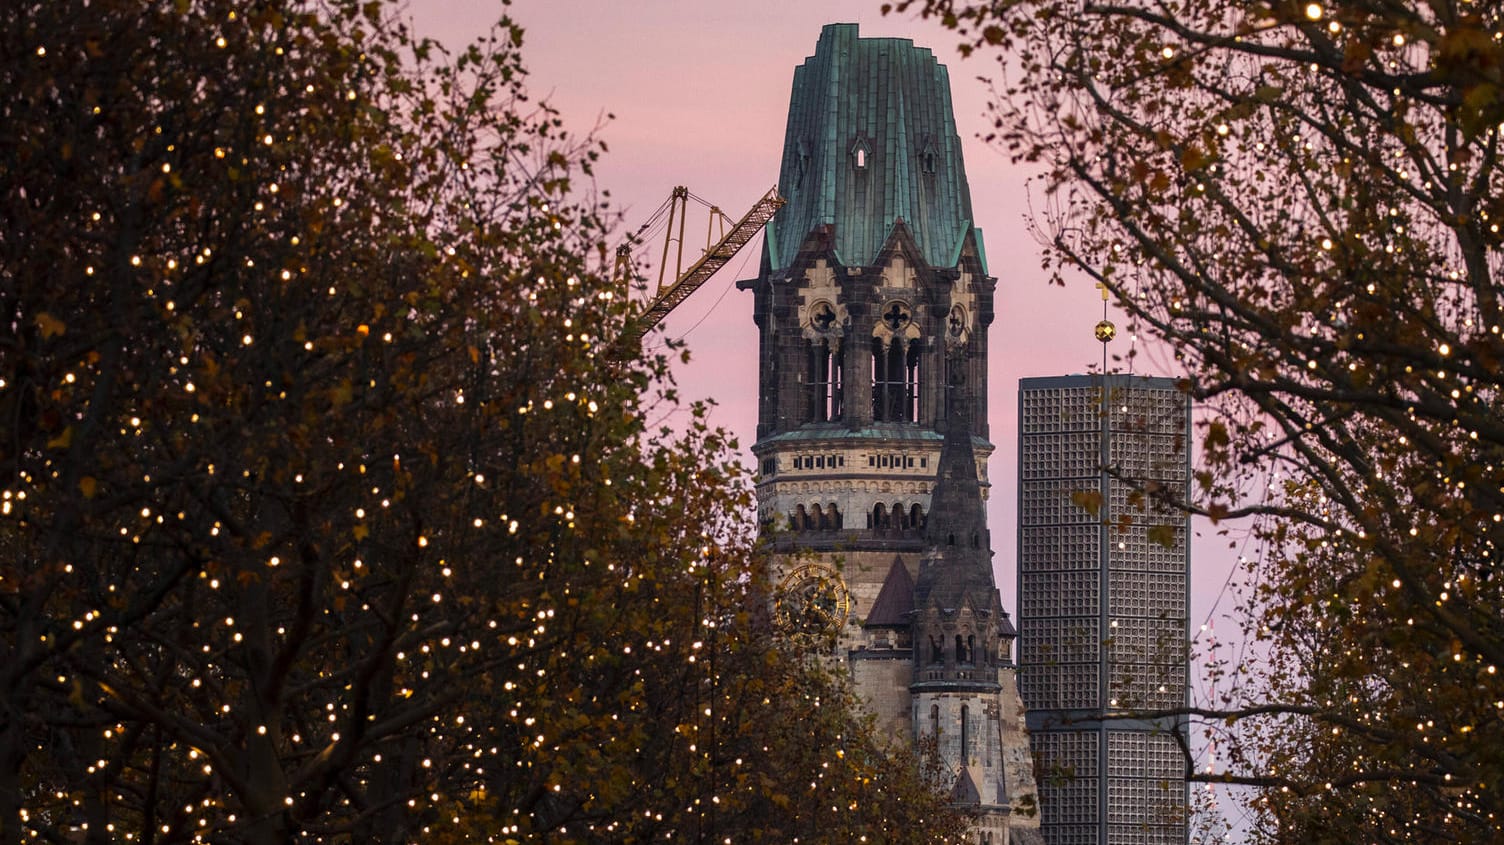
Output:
[[850, 137, 871, 170]]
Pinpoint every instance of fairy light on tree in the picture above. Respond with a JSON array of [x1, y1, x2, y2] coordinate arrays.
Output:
[[891, 0, 1504, 840], [0, 1, 967, 842]]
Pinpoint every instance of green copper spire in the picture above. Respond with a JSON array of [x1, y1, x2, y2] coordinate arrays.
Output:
[[768, 23, 984, 273]]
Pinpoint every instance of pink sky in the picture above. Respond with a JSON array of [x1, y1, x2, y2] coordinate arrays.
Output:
[[408, 1, 1245, 702]]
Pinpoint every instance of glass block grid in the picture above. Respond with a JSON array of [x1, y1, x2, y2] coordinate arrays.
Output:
[[1106, 826, 1187, 845], [1021, 431, 1100, 480], [1106, 573, 1187, 621], [1107, 731, 1182, 777], [1105, 663, 1185, 710], [1043, 826, 1102, 845], [1020, 662, 1101, 711], [1020, 524, 1099, 572], [1021, 570, 1100, 619], [1019, 616, 1101, 664], [1105, 730, 1186, 845], [1105, 523, 1188, 573], [1020, 386, 1100, 434], [1106, 619, 1186, 666], [1109, 432, 1187, 482], [1036, 730, 1101, 845], [1021, 481, 1100, 526], [1107, 386, 1185, 435]]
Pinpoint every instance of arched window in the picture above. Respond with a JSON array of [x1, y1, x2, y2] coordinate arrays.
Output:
[[955, 634, 966, 664], [960, 704, 969, 756], [806, 337, 842, 422], [930, 635, 943, 664], [930, 703, 939, 737], [967, 635, 976, 665], [828, 503, 842, 530], [904, 342, 919, 421], [873, 503, 888, 530], [910, 503, 924, 530], [892, 501, 905, 530], [811, 503, 825, 530], [795, 504, 808, 531], [872, 337, 920, 422]]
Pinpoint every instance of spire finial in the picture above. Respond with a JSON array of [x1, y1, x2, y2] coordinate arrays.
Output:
[[1095, 282, 1116, 375]]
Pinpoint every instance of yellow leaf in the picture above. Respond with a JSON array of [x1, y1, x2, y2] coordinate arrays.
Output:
[[1069, 488, 1103, 516], [353, 524, 369, 541], [47, 427, 73, 450], [79, 476, 98, 498], [1148, 523, 1178, 548], [35, 312, 66, 339]]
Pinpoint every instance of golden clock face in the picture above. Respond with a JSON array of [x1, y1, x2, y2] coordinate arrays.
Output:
[[776, 563, 851, 639]]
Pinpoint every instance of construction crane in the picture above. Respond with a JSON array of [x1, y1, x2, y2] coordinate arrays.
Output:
[[615, 186, 783, 350]]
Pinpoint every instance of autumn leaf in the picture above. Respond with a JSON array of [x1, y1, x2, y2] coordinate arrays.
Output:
[[46, 427, 73, 450], [1179, 144, 1209, 172], [1147, 523, 1177, 549], [1069, 488, 1104, 516], [35, 311, 66, 339]]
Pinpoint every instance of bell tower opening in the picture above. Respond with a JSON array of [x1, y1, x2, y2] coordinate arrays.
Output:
[[806, 338, 842, 422], [872, 337, 919, 422]]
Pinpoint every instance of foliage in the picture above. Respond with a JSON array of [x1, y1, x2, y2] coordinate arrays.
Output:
[[890, 0, 1504, 841], [0, 1, 965, 842]]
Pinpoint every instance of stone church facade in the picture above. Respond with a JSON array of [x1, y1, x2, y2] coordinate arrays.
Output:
[[739, 24, 1041, 844]]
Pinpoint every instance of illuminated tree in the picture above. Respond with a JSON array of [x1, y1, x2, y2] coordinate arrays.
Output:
[[889, 0, 1504, 841], [0, 1, 965, 842]]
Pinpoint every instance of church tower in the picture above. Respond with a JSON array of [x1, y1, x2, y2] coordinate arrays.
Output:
[[741, 24, 1039, 843]]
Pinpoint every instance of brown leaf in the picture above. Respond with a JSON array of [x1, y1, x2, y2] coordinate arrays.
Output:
[[35, 312, 66, 339], [1148, 523, 1178, 548], [46, 426, 73, 450], [1070, 488, 1104, 516]]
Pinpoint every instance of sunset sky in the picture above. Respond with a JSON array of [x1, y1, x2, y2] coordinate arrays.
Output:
[[408, 1, 1243, 688]]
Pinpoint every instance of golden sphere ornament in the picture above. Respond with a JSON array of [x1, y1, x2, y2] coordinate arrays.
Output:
[[1094, 319, 1117, 343]]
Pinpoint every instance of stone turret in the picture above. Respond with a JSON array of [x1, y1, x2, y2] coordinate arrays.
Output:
[[909, 365, 1034, 842]]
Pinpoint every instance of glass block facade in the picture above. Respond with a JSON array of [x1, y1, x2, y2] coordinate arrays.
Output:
[[1018, 375, 1189, 845]]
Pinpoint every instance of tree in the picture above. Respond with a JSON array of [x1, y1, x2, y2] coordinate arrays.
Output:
[[0, 1, 966, 842], [889, 0, 1504, 841]]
